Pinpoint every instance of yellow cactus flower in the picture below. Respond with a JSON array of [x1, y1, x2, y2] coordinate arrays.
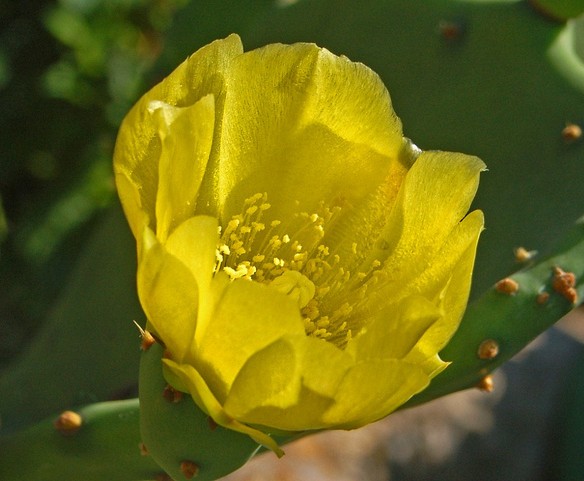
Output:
[[114, 34, 485, 456]]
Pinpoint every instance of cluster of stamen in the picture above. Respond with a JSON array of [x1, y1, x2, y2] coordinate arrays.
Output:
[[214, 193, 385, 348]]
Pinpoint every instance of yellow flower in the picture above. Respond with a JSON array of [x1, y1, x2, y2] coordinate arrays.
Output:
[[114, 34, 485, 456]]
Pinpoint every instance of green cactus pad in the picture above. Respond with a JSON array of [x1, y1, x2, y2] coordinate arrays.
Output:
[[0, 399, 161, 481], [139, 342, 265, 481]]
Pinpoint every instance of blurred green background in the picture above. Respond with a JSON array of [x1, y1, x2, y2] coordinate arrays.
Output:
[[0, 0, 185, 369], [1, 0, 583, 479]]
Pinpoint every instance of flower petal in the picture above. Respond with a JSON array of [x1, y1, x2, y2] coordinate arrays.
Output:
[[361, 209, 484, 363], [224, 338, 302, 418], [151, 95, 216, 241], [224, 335, 352, 431], [115, 172, 149, 244], [347, 295, 442, 361], [113, 34, 243, 233], [214, 42, 406, 221], [406, 210, 485, 363], [163, 359, 284, 456], [164, 215, 218, 297], [363, 151, 485, 278], [193, 278, 305, 403], [322, 359, 429, 428], [398, 210, 485, 302], [137, 227, 198, 363]]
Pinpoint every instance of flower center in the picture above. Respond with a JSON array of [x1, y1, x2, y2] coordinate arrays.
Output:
[[214, 193, 385, 348]]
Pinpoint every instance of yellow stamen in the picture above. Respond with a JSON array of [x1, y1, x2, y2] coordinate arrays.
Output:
[[214, 193, 386, 348]]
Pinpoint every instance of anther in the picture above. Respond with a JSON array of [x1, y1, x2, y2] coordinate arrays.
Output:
[[273, 257, 284, 267], [180, 460, 200, 479], [54, 410, 83, 435], [225, 219, 239, 232], [477, 339, 499, 360]]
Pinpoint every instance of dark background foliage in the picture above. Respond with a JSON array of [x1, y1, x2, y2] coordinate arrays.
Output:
[[0, 0, 185, 366]]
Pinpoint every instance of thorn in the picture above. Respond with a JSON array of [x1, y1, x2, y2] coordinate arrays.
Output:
[[476, 374, 494, 392], [139, 442, 149, 456], [162, 384, 184, 403], [514, 246, 537, 263], [140, 331, 156, 351], [477, 339, 499, 360], [536, 291, 550, 305], [155, 474, 173, 481], [180, 460, 200, 479], [495, 277, 519, 295], [54, 410, 83, 435], [133, 320, 156, 351]]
